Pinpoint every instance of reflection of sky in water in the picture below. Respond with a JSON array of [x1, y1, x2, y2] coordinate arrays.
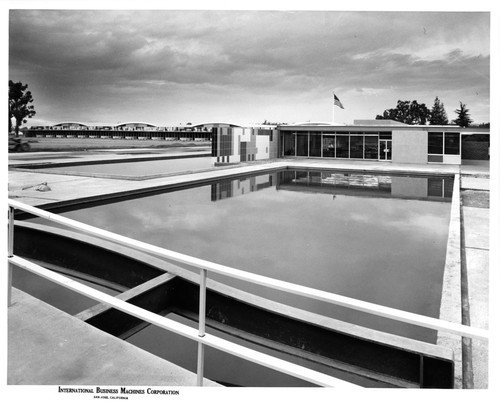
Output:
[[58, 173, 451, 342], [43, 156, 213, 177]]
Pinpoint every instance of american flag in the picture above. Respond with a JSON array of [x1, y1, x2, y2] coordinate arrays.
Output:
[[334, 93, 344, 109]]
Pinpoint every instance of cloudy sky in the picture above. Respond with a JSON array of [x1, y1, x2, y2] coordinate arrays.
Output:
[[9, 8, 491, 126]]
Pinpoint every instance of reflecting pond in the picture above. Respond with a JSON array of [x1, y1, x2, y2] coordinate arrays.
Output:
[[50, 170, 453, 343]]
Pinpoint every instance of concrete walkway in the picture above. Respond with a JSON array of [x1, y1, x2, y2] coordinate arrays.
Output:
[[8, 146, 210, 166], [460, 164, 489, 389], [8, 288, 220, 386]]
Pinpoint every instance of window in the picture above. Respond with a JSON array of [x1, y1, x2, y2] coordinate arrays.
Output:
[[444, 133, 460, 155], [428, 131, 460, 162], [364, 136, 378, 159], [323, 135, 335, 157], [349, 135, 363, 158], [296, 133, 309, 156], [336, 135, 349, 158], [428, 132, 443, 154], [283, 133, 295, 156], [309, 133, 322, 157]]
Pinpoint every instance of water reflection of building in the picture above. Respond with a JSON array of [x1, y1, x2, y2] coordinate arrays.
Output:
[[211, 174, 276, 201], [211, 170, 453, 202], [276, 171, 453, 201]]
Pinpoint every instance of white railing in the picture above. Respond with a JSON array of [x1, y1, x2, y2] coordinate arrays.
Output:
[[8, 255, 352, 387], [6, 201, 358, 388], [7, 200, 489, 387]]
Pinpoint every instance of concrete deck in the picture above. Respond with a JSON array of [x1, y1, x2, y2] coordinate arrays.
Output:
[[8, 146, 210, 167], [7, 151, 490, 388], [460, 166, 490, 389], [8, 288, 220, 386]]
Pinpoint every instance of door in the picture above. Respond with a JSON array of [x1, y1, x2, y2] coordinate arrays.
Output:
[[379, 140, 392, 161]]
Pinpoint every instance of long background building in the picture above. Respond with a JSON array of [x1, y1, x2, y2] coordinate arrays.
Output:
[[24, 121, 216, 141], [24, 119, 489, 166]]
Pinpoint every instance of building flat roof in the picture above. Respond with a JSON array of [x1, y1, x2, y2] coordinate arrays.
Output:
[[279, 124, 489, 133]]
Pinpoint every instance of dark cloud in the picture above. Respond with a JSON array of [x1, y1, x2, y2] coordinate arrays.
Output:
[[8, 10, 490, 124]]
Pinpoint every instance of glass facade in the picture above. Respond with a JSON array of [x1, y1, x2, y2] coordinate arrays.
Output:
[[323, 135, 335, 157], [309, 134, 322, 157], [336, 135, 349, 158], [280, 131, 392, 160], [364, 136, 378, 159], [296, 133, 308, 157], [283, 132, 295, 156], [349, 135, 364, 159]]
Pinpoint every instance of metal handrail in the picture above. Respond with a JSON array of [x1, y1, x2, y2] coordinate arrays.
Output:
[[7, 199, 489, 342], [8, 255, 356, 387]]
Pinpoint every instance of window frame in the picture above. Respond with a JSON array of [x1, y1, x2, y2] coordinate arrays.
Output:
[[428, 131, 461, 162]]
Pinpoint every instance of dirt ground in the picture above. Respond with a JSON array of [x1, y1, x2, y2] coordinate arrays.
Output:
[[15, 137, 211, 152]]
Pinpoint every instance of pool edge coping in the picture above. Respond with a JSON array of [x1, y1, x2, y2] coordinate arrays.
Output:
[[437, 173, 463, 388], [10, 161, 458, 212]]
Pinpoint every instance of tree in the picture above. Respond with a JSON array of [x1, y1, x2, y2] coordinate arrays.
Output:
[[9, 80, 36, 136], [452, 102, 473, 127], [429, 96, 448, 125], [376, 100, 431, 125]]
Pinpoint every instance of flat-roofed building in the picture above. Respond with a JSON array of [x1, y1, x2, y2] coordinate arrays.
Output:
[[277, 120, 489, 165]]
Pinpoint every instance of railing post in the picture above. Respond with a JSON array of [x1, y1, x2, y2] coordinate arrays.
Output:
[[196, 268, 207, 386], [8, 205, 15, 306]]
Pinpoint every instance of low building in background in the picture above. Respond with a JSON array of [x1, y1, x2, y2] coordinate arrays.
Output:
[[24, 121, 214, 141]]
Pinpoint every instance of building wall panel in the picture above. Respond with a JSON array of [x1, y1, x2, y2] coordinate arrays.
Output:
[[392, 130, 427, 164], [255, 135, 270, 160], [442, 155, 461, 164], [268, 130, 279, 158]]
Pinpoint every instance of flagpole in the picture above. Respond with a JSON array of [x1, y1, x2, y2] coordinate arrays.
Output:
[[332, 91, 335, 123]]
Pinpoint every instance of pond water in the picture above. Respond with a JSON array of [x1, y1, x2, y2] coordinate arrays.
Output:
[[47, 170, 452, 342]]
